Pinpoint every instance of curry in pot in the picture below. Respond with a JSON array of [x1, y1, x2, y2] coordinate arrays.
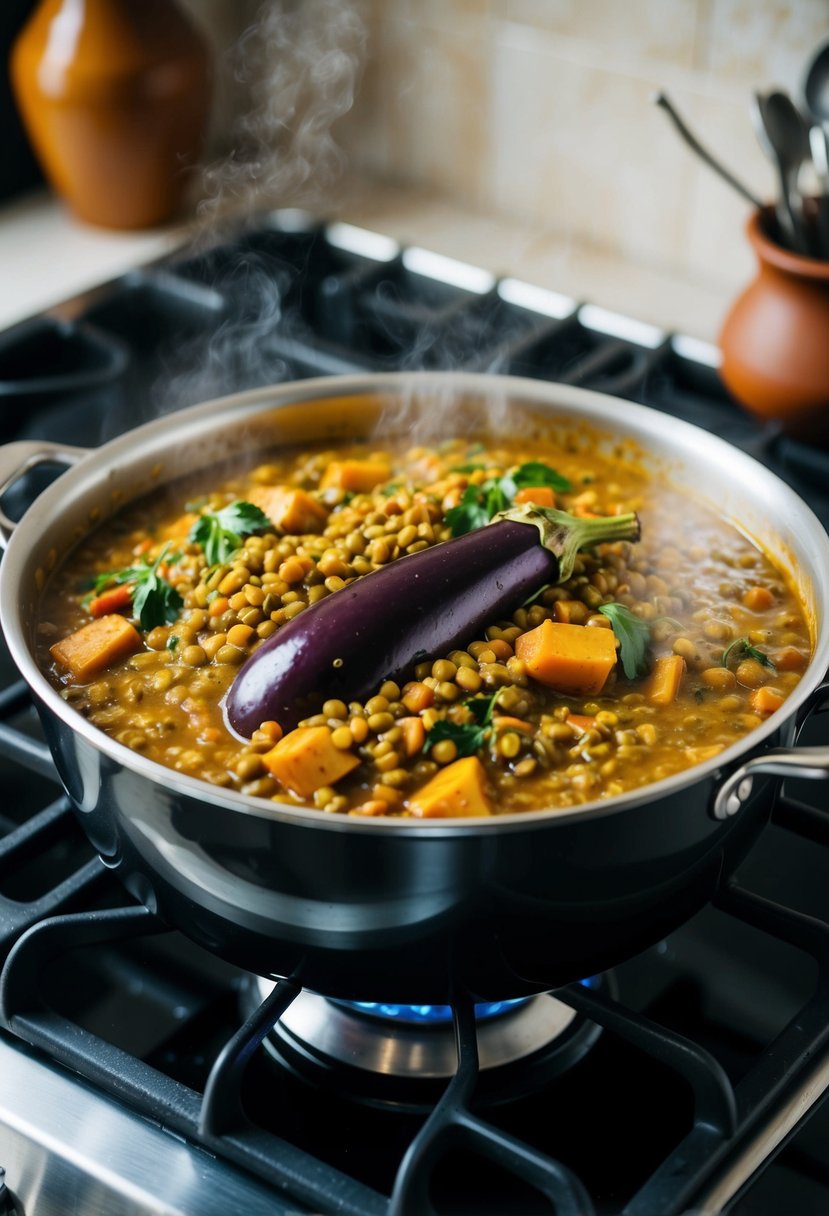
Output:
[[37, 422, 812, 817]]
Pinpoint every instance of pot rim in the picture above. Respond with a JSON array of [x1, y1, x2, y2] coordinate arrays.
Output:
[[3, 369, 828, 837]]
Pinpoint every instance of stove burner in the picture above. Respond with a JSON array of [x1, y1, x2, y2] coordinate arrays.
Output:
[[243, 976, 611, 1112]]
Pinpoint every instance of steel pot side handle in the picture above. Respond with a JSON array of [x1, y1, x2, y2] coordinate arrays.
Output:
[[713, 680, 829, 819], [0, 440, 89, 549]]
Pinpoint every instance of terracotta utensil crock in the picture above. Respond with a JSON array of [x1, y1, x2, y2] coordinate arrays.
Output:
[[10, 0, 212, 230], [719, 206, 829, 442]]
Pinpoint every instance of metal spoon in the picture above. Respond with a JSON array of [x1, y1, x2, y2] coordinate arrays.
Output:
[[802, 38, 829, 257], [752, 90, 812, 254], [652, 92, 763, 209], [803, 37, 829, 129], [808, 124, 829, 256]]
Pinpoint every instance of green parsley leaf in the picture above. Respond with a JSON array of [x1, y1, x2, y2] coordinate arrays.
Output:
[[444, 462, 571, 537], [91, 545, 183, 632], [598, 602, 651, 679], [167, 636, 180, 652], [445, 485, 491, 535], [189, 500, 272, 566], [131, 546, 184, 631], [513, 462, 572, 493], [721, 636, 776, 672], [424, 693, 498, 757]]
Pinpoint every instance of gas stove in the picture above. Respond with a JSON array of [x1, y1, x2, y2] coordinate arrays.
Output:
[[1, 212, 829, 1216]]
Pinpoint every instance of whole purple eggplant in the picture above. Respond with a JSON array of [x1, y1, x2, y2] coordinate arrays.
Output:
[[225, 504, 640, 737]]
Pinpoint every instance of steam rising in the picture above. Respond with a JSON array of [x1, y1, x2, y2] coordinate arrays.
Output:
[[155, 0, 367, 413], [198, 0, 366, 225], [154, 0, 519, 446]]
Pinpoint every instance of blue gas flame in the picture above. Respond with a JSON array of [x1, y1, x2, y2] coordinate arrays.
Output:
[[337, 978, 597, 1026]]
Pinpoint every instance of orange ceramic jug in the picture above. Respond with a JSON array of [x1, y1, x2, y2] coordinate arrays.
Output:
[[10, 0, 212, 230], [719, 208, 829, 441]]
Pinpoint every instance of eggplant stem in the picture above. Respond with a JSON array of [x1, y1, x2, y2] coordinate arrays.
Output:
[[490, 504, 641, 582]]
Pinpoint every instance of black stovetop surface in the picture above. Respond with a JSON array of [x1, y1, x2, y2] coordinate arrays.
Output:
[[2, 212, 829, 1216]]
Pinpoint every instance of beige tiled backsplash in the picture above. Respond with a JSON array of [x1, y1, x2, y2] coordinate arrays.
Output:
[[187, 0, 828, 296]]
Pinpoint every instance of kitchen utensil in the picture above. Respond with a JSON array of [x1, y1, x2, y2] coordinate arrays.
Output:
[[751, 90, 812, 254], [802, 37, 829, 130], [808, 124, 829, 257], [2, 372, 829, 1004], [652, 92, 763, 209], [719, 206, 829, 435], [801, 39, 829, 258]]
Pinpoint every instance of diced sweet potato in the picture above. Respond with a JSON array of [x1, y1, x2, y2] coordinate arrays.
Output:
[[646, 655, 686, 705], [159, 512, 199, 541], [247, 486, 329, 535], [50, 615, 143, 682], [514, 619, 617, 696], [407, 756, 493, 818], [320, 460, 391, 494], [262, 726, 360, 797], [748, 686, 785, 715], [513, 486, 556, 508], [399, 716, 426, 757], [401, 681, 434, 713]]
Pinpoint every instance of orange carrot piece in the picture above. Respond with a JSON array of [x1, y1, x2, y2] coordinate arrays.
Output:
[[88, 584, 133, 618], [247, 485, 329, 535], [261, 726, 360, 797], [646, 655, 686, 705], [514, 620, 617, 696], [320, 460, 391, 494], [399, 716, 426, 757], [493, 715, 535, 734], [408, 756, 493, 818], [566, 714, 598, 735], [749, 687, 785, 715], [50, 615, 143, 682], [741, 586, 775, 612], [514, 486, 555, 508], [401, 681, 434, 713]]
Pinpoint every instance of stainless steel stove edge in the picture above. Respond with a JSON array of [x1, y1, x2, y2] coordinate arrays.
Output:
[[0, 1036, 291, 1216]]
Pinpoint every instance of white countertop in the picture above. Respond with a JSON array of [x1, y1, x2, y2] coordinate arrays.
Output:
[[0, 184, 731, 346]]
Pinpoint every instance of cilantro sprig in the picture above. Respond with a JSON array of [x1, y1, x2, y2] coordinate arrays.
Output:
[[598, 602, 652, 679], [90, 544, 183, 632], [445, 461, 572, 536], [189, 500, 272, 566], [721, 636, 776, 672], [424, 693, 498, 757]]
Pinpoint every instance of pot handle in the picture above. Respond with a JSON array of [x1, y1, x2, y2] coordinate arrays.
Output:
[[713, 746, 829, 819], [713, 681, 829, 819], [0, 440, 89, 549]]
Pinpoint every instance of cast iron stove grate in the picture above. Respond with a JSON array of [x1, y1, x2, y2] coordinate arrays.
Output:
[[1, 212, 829, 1215]]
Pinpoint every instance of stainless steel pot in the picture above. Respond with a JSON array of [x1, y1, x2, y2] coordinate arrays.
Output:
[[2, 372, 828, 1003]]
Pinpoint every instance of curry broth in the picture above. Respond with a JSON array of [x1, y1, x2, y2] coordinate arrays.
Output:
[[37, 430, 812, 817]]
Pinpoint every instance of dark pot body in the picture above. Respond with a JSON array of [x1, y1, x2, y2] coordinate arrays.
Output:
[[40, 703, 776, 1002]]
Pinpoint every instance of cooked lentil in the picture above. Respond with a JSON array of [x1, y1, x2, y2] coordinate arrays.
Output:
[[37, 430, 812, 817]]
